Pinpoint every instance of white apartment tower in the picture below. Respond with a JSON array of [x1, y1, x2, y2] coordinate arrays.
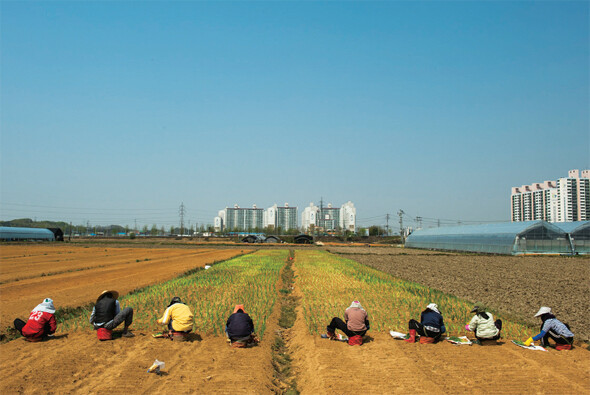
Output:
[[340, 201, 356, 231], [555, 170, 589, 222], [301, 201, 356, 232], [301, 203, 319, 232], [511, 169, 589, 222], [222, 204, 264, 231], [264, 203, 298, 231]]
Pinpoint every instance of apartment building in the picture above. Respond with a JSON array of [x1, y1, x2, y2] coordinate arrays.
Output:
[[222, 204, 264, 231], [264, 203, 298, 231], [301, 201, 356, 232], [511, 169, 589, 222]]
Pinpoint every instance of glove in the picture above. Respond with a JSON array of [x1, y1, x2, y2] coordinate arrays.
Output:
[[464, 324, 470, 331], [524, 337, 533, 346]]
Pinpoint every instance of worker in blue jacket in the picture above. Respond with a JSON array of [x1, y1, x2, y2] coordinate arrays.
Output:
[[524, 307, 574, 350], [405, 303, 446, 343]]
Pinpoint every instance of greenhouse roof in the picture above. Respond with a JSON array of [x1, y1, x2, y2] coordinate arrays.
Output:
[[409, 220, 565, 237], [552, 221, 590, 234]]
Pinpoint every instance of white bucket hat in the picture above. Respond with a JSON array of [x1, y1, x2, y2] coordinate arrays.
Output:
[[534, 306, 552, 317]]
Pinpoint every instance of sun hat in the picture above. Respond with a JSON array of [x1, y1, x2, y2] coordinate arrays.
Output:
[[534, 306, 552, 317], [168, 297, 182, 307], [470, 305, 485, 314], [426, 303, 440, 314], [97, 290, 119, 302]]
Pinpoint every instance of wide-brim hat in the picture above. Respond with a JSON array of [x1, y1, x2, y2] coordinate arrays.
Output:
[[97, 290, 119, 302], [534, 306, 552, 317], [470, 305, 484, 314]]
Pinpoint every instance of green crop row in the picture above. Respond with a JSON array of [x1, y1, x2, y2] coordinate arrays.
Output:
[[58, 250, 287, 338], [295, 250, 533, 339]]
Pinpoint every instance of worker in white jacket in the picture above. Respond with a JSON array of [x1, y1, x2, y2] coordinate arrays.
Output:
[[465, 305, 502, 343]]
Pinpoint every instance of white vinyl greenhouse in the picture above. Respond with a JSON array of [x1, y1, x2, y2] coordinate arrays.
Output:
[[404, 221, 586, 255]]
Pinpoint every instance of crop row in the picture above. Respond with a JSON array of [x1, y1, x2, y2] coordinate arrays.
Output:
[[59, 250, 287, 338], [295, 250, 532, 338]]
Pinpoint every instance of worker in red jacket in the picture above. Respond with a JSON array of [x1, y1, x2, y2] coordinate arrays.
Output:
[[13, 298, 57, 342]]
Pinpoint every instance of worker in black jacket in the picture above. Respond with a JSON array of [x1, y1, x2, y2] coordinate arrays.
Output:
[[89, 290, 134, 339]]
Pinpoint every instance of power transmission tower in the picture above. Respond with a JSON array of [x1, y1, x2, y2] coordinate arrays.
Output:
[[416, 216, 422, 229], [385, 214, 390, 236], [398, 210, 405, 242], [179, 202, 186, 236]]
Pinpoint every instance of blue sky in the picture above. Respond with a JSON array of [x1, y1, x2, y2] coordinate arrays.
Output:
[[1, 1, 588, 229]]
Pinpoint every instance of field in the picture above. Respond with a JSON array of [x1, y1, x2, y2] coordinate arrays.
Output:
[[329, 246, 590, 341], [0, 244, 588, 394], [0, 244, 248, 338]]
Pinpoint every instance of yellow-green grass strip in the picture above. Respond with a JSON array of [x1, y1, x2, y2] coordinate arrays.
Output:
[[57, 250, 286, 339], [295, 250, 533, 339]]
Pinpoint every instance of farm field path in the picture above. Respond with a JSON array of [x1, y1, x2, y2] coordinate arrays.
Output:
[[0, 246, 247, 334], [0, 331, 275, 394]]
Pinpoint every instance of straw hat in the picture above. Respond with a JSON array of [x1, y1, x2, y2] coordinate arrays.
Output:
[[534, 306, 552, 317], [97, 290, 119, 302]]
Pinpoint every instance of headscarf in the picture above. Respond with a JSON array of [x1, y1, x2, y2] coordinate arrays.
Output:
[[426, 303, 440, 314], [32, 298, 55, 314], [348, 301, 365, 311], [233, 304, 246, 314]]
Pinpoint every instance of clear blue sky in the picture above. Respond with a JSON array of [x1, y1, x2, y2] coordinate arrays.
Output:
[[1, 1, 588, 229]]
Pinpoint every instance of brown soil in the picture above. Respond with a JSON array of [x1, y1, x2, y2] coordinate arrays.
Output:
[[0, 331, 275, 394], [331, 246, 590, 342], [0, 245, 248, 335], [0, 246, 589, 394]]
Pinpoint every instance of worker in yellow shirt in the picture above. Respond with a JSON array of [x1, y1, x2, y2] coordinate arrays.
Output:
[[157, 297, 194, 341]]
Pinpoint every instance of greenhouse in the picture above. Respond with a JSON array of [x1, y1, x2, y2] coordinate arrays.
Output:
[[0, 226, 56, 241], [553, 221, 590, 254], [404, 221, 573, 255]]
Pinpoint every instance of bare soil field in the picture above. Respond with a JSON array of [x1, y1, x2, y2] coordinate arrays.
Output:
[[0, 245, 247, 336], [330, 246, 590, 342]]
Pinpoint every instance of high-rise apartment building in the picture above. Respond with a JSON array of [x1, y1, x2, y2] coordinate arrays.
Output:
[[340, 201, 356, 231], [222, 204, 264, 231], [301, 201, 356, 232], [555, 170, 589, 222], [301, 203, 319, 232], [264, 203, 298, 231], [511, 169, 589, 222]]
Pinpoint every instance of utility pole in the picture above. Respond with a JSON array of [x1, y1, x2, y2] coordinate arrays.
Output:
[[385, 214, 390, 236], [69, 222, 72, 241], [179, 202, 186, 236], [437, 219, 440, 228], [134, 219, 137, 233], [398, 210, 405, 242]]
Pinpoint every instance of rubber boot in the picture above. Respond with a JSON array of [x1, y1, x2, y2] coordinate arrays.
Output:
[[405, 329, 416, 343]]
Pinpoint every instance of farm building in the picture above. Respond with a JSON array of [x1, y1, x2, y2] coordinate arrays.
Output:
[[404, 221, 575, 255], [554, 221, 590, 254], [0, 226, 56, 241]]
